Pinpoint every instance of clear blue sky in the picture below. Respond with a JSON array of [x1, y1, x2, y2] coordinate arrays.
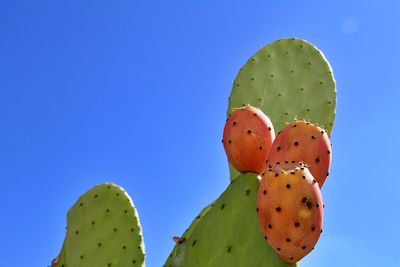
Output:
[[0, 1, 398, 266]]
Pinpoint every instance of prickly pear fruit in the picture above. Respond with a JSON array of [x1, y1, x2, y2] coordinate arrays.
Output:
[[257, 164, 324, 263], [267, 120, 332, 187], [222, 105, 275, 174]]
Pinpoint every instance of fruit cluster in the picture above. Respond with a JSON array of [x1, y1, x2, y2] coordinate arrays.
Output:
[[223, 105, 332, 263]]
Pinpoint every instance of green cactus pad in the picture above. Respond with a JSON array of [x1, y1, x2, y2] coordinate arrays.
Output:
[[164, 201, 215, 266], [164, 173, 297, 267], [228, 38, 336, 181], [51, 183, 145, 267]]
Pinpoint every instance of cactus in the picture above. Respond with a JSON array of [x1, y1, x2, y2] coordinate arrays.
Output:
[[257, 165, 324, 263], [165, 173, 297, 267], [51, 37, 337, 267], [267, 120, 332, 187], [51, 183, 145, 267], [227, 38, 336, 182], [223, 105, 275, 174]]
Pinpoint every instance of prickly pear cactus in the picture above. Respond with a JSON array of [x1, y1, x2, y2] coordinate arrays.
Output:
[[51, 183, 145, 267], [165, 173, 297, 267], [228, 38, 336, 181]]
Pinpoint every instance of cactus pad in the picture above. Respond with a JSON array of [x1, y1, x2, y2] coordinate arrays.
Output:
[[228, 38, 336, 181], [51, 183, 145, 267], [165, 173, 297, 267]]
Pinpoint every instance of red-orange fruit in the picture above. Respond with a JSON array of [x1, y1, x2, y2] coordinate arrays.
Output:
[[222, 105, 275, 174], [267, 121, 332, 187], [257, 164, 324, 263]]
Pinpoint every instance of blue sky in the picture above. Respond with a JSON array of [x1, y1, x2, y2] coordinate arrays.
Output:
[[0, 1, 398, 266]]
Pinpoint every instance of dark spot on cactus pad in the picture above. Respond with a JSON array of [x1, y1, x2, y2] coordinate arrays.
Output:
[[276, 207, 281, 212], [124, 209, 128, 214], [302, 197, 307, 203], [290, 171, 295, 175], [261, 172, 265, 176], [94, 194, 98, 198], [323, 204, 325, 208], [286, 184, 291, 189], [253, 112, 257, 116], [233, 121, 237, 126], [320, 81, 324, 85], [321, 229, 323, 233], [311, 135, 316, 139], [221, 139, 224, 144], [290, 257, 294, 261], [284, 160, 289, 163], [265, 235, 268, 240], [295, 222, 300, 227], [286, 238, 291, 243], [91, 221, 95, 225], [270, 74, 274, 77], [315, 158, 320, 163], [227, 246, 233, 253], [292, 160, 295, 163], [275, 173, 279, 177], [313, 179, 317, 184], [132, 260, 136, 264], [108, 263, 111, 267], [259, 146, 263, 150], [80, 255, 84, 260], [114, 228, 117, 232], [311, 226, 316, 231], [316, 203, 320, 208], [277, 248, 281, 251], [256, 208, 259, 212], [116, 193, 120, 197], [228, 140, 231, 144], [192, 240, 197, 247], [98, 242, 102, 247], [294, 141, 299, 146], [79, 202, 83, 207], [268, 127, 271, 131], [246, 189, 250, 196], [251, 77, 255, 81], [276, 161, 280, 164], [123, 245, 126, 250], [300, 87, 304, 91], [268, 224, 272, 229], [75, 230, 79, 235], [285, 112, 288, 116], [107, 185, 111, 189], [221, 204, 225, 210], [327, 150, 331, 154], [320, 130, 325, 134], [131, 228, 135, 232], [106, 209, 110, 213], [263, 189, 267, 195], [302, 246, 307, 250], [302, 175, 306, 179]]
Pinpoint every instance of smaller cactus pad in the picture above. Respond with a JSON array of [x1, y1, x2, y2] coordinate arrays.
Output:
[[51, 183, 145, 267], [228, 38, 336, 181], [165, 173, 297, 267]]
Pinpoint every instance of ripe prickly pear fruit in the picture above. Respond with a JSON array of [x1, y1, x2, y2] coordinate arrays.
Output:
[[267, 120, 332, 187], [222, 105, 275, 174], [257, 164, 324, 263]]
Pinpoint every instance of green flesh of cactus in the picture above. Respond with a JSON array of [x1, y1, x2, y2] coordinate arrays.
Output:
[[228, 38, 337, 181], [52, 183, 145, 267], [164, 201, 215, 267], [164, 173, 297, 267]]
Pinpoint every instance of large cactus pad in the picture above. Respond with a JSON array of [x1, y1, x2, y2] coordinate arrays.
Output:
[[228, 38, 336, 181], [51, 183, 145, 267], [164, 173, 297, 267]]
